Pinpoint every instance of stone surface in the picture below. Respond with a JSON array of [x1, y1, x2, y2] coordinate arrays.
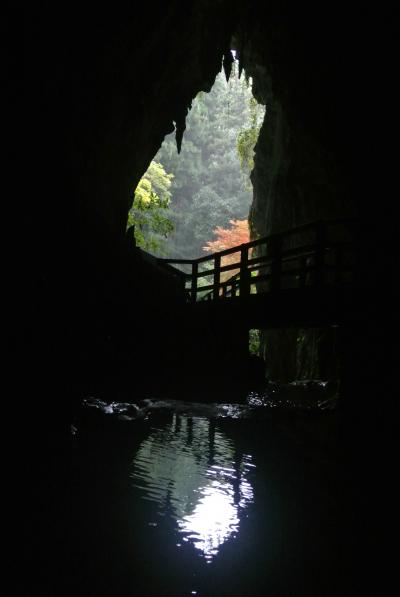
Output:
[[21, 3, 394, 413]]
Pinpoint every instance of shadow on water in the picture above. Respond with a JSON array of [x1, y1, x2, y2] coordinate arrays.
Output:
[[37, 385, 355, 596]]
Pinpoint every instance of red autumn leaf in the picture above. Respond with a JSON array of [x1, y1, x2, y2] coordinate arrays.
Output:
[[203, 220, 250, 284]]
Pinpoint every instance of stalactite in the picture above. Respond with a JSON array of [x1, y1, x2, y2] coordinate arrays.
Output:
[[237, 31, 246, 80], [174, 107, 188, 154], [223, 50, 234, 82], [238, 56, 244, 80]]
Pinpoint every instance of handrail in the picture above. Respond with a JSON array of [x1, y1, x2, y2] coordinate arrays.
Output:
[[159, 217, 357, 265], [156, 217, 357, 303]]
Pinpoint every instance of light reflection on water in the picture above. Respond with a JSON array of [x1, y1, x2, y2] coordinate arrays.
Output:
[[131, 415, 255, 560]]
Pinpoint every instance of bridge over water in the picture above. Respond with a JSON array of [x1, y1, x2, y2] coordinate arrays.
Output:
[[157, 218, 358, 330]]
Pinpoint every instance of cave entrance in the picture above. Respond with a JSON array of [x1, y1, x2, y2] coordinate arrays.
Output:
[[127, 52, 265, 261]]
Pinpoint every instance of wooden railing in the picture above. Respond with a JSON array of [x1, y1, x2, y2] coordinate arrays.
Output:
[[157, 218, 357, 303]]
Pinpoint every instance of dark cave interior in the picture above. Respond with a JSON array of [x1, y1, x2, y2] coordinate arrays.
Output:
[[19, 3, 396, 595]]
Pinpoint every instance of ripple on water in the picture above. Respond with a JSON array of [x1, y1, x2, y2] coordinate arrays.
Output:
[[130, 415, 255, 561]]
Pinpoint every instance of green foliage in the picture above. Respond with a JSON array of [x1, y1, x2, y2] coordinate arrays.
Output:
[[249, 329, 260, 356], [236, 97, 264, 179], [150, 62, 265, 258], [127, 161, 174, 255]]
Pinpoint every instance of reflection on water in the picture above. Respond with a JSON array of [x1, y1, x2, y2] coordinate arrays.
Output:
[[57, 397, 346, 596], [131, 415, 255, 560]]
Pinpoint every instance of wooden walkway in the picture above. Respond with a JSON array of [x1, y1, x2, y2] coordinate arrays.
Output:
[[157, 218, 358, 328], [158, 219, 356, 296]]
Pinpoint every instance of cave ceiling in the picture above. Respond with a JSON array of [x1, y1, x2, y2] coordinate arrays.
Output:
[[24, 2, 391, 280]]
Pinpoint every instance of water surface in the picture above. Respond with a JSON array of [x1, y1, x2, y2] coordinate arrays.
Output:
[[58, 387, 350, 596]]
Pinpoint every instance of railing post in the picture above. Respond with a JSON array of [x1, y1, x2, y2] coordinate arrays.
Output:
[[270, 234, 282, 292], [180, 276, 186, 298], [191, 262, 198, 303], [314, 220, 326, 287], [213, 255, 221, 300], [240, 245, 249, 297]]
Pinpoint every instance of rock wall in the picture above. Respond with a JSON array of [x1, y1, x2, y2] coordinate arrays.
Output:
[[20, 3, 395, 405], [234, 14, 359, 381], [22, 4, 234, 408]]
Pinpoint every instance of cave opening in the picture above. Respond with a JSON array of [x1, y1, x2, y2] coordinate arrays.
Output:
[[119, 44, 345, 395], [126, 52, 265, 263], [22, 8, 394, 595]]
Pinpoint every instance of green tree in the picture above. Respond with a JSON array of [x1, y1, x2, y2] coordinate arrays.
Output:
[[151, 61, 265, 259], [127, 161, 174, 255]]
